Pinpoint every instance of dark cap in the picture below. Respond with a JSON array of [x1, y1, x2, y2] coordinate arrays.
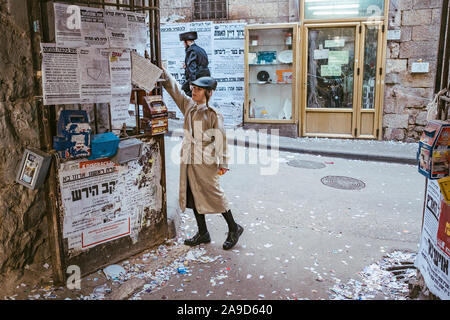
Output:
[[179, 31, 198, 41], [191, 76, 217, 91]]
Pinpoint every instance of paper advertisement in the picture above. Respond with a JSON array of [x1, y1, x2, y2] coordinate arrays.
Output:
[[160, 23, 189, 118], [79, 48, 111, 103], [110, 92, 132, 131], [211, 23, 245, 127], [160, 22, 245, 125], [59, 159, 122, 239], [325, 39, 346, 48], [320, 64, 341, 77], [54, 2, 84, 47], [105, 9, 129, 48], [41, 43, 81, 105], [314, 49, 329, 60], [328, 51, 349, 65], [80, 6, 109, 48], [109, 49, 132, 132], [127, 12, 148, 56], [59, 142, 163, 251]]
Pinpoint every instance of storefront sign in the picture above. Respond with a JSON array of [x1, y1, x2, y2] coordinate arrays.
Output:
[[387, 29, 401, 41], [304, 0, 385, 20]]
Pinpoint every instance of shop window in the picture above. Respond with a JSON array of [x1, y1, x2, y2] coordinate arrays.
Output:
[[193, 0, 227, 20], [362, 25, 379, 109], [304, 0, 384, 20], [247, 27, 295, 120], [307, 27, 355, 109]]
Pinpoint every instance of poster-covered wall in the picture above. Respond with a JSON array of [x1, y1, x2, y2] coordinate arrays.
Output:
[[43, 3, 165, 254], [58, 139, 163, 254], [44, 3, 149, 132], [161, 22, 245, 127], [415, 179, 450, 300]]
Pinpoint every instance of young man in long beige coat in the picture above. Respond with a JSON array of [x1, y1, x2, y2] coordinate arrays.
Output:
[[161, 69, 244, 250]]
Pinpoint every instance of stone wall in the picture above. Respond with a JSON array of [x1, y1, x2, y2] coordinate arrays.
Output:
[[160, 0, 442, 141], [0, 0, 51, 294], [160, 0, 299, 23], [383, 0, 441, 141]]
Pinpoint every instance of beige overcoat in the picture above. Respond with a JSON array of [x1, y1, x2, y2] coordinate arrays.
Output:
[[161, 70, 230, 214]]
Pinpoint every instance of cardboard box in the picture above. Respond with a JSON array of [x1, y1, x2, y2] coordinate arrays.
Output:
[[418, 120, 450, 179]]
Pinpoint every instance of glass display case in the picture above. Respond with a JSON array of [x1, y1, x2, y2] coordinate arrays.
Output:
[[244, 24, 298, 122]]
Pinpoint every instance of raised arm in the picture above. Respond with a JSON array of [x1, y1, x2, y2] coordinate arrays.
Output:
[[161, 68, 193, 116]]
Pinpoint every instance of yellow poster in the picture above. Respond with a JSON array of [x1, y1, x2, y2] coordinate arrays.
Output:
[[438, 176, 450, 204]]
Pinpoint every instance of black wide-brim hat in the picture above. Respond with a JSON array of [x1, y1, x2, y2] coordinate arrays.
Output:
[[191, 77, 217, 90], [179, 31, 198, 41]]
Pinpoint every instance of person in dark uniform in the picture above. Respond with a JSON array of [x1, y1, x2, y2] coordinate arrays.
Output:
[[179, 31, 211, 97]]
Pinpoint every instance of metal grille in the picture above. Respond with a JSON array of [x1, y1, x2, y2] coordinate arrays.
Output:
[[38, 0, 161, 67], [36, 0, 162, 137], [193, 0, 227, 20]]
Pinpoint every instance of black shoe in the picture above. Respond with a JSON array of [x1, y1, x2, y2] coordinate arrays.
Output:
[[184, 232, 211, 247], [223, 224, 244, 250]]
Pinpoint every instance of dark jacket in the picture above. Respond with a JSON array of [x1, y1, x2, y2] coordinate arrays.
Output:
[[182, 43, 211, 95]]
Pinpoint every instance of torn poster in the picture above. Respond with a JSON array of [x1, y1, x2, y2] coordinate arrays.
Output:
[[59, 140, 163, 252]]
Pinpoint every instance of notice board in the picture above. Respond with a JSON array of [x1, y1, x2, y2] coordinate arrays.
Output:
[[31, 1, 167, 283]]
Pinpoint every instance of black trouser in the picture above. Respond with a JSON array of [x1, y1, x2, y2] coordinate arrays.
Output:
[[186, 178, 237, 235]]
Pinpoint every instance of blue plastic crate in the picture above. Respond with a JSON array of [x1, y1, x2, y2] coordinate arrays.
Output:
[[88, 132, 120, 160]]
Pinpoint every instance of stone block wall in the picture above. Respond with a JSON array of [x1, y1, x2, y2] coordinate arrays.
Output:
[[160, 0, 298, 23], [160, 0, 442, 141], [0, 0, 50, 293], [383, 0, 442, 141]]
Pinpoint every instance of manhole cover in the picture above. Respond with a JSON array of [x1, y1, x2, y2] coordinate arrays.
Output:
[[321, 176, 366, 190], [287, 159, 326, 169]]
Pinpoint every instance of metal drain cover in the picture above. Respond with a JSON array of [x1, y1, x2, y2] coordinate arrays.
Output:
[[321, 176, 366, 190], [287, 159, 326, 169]]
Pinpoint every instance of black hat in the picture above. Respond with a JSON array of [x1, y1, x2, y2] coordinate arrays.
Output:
[[191, 77, 217, 90], [179, 31, 198, 41]]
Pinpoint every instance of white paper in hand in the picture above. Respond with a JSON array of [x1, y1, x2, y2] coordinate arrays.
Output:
[[131, 51, 162, 92]]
